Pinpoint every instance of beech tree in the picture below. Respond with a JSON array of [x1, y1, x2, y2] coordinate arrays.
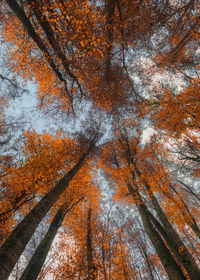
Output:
[[20, 197, 83, 280], [0, 0, 199, 279], [99, 121, 200, 279], [0, 132, 98, 279]]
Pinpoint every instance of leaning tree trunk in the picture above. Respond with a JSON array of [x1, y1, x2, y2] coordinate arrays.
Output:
[[143, 180, 200, 280], [0, 136, 97, 280], [134, 164, 200, 280], [20, 198, 83, 280], [136, 204, 186, 280], [20, 208, 64, 280], [127, 184, 186, 280], [150, 191, 200, 280]]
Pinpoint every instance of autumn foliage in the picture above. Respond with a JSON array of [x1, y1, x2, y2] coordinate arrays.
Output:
[[0, 0, 200, 279]]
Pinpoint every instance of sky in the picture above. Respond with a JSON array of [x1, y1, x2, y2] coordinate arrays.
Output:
[[1, 6, 199, 278]]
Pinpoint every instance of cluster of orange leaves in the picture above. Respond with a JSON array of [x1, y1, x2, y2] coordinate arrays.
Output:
[[0, 129, 94, 240], [151, 80, 200, 136]]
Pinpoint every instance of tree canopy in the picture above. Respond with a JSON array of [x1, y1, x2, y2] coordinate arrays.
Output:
[[0, 1, 199, 279]]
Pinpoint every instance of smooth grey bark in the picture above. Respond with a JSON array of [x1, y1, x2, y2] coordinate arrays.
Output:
[[137, 204, 186, 280], [144, 182, 200, 280], [20, 197, 82, 280], [0, 136, 97, 280], [127, 184, 186, 280], [134, 164, 200, 280], [20, 208, 64, 280], [150, 194, 200, 278]]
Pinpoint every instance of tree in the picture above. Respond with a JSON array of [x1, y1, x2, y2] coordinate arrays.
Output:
[[86, 207, 97, 280], [0, 72, 28, 245], [20, 197, 83, 280], [100, 121, 200, 279], [0, 133, 98, 279], [0, 130, 76, 242], [0, 0, 200, 279]]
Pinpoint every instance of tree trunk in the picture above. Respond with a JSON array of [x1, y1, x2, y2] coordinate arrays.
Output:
[[20, 197, 83, 280], [120, 245, 129, 280], [20, 208, 64, 280], [127, 184, 186, 280], [101, 235, 108, 280], [145, 182, 200, 280], [86, 207, 96, 280], [137, 204, 186, 280], [134, 164, 200, 280], [140, 244, 155, 280], [0, 137, 97, 280]]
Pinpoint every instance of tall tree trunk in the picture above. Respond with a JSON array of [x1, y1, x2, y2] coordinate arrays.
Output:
[[101, 235, 108, 280], [127, 184, 186, 280], [140, 244, 155, 280], [86, 207, 96, 280], [134, 164, 200, 280], [20, 208, 64, 280], [5, 0, 83, 105], [0, 137, 97, 280], [137, 204, 186, 280], [119, 243, 129, 280], [20, 198, 82, 280], [144, 181, 200, 280]]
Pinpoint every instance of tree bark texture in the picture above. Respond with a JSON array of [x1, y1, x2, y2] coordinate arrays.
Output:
[[20, 197, 83, 280], [134, 164, 200, 280], [20, 208, 64, 280], [0, 138, 96, 280], [150, 191, 200, 280], [127, 184, 186, 280]]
